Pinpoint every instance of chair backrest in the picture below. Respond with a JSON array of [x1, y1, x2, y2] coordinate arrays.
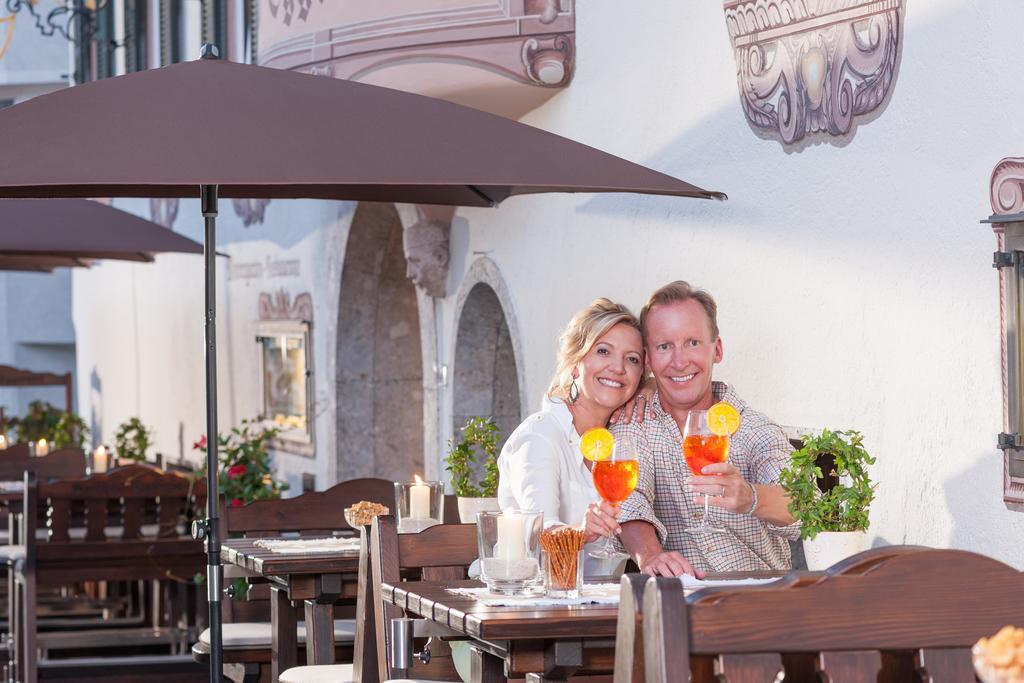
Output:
[[639, 546, 1024, 683], [37, 463, 204, 543], [1, 442, 32, 458], [226, 477, 393, 537], [613, 573, 650, 683], [0, 448, 86, 481], [370, 515, 478, 680]]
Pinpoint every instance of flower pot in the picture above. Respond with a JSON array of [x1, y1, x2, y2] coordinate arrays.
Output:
[[456, 496, 500, 524], [802, 530, 868, 571]]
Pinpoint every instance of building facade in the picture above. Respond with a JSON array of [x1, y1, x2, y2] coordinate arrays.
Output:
[[73, 0, 1024, 567]]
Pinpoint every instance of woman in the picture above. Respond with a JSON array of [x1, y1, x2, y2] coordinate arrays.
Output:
[[497, 297, 643, 553]]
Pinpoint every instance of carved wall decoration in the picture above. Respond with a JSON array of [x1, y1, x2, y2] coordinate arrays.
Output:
[[149, 197, 179, 228], [267, 0, 322, 27], [991, 158, 1024, 216], [259, 290, 313, 321], [232, 198, 271, 227], [521, 34, 574, 87], [723, 0, 904, 146], [402, 208, 451, 299]]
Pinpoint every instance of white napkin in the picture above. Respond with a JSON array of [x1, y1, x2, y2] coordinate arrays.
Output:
[[0, 481, 23, 493], [681, 575, 781, 591], [447, 582, 620, 607], [253, 537, 361, 554]]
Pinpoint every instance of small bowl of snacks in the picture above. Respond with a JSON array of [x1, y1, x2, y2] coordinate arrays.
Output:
[[344, 500, 389, 529], [973, 625, 1024, 683]]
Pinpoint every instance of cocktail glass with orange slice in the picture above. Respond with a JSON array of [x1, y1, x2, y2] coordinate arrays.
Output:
[[580, 428, 638, 560], [682, 402, 740, 534]]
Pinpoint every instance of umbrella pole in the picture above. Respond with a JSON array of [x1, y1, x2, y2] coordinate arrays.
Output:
[[201, 183, 223, 682]]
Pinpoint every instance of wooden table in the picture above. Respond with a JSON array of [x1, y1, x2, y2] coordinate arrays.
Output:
[[383, 578, 621, 682], [220, 537, 361, 679], [383, 572, 791, 683]]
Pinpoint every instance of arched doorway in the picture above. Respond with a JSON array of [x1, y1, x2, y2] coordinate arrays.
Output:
[[452, 283, 521, 451], [336, 203, 424, 482]]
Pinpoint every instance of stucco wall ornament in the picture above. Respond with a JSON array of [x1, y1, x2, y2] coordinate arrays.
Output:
[[267, 0, 322, 27], [723, 0, 903, 146], [521, 34, 574, 87], [232, 198, 271, 227], [991, 158, 1024, 216], [402, 216, 450, 298], [259, 290, 313, 321], [149, 198, 179, 229]]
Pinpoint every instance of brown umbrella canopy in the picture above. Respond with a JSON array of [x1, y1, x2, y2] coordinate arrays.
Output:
[[0, 199, 204, 262], [0, 58, 724, 204]]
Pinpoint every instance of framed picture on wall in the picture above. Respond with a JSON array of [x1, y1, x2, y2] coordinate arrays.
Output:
[[256, 320, 312, 450]]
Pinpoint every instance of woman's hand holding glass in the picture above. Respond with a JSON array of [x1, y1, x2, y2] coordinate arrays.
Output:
[[582, 499, 621, 544]]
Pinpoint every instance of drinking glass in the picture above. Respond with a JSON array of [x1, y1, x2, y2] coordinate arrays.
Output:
[[682, 410, 729, 534], [588, 435, 639, 560]]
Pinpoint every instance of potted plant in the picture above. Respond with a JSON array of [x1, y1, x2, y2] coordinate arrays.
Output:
[[194, 418, 288, 508], [11, 400, 63, 443], [114, 417, 154, 463], [779, 428, 876, 570], [445, 416, 501, 523]]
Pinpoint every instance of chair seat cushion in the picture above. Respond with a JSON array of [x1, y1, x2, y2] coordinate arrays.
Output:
[[279, 665, 433, 683], [0, 544, 25, 562], [198, 619, 356, 648]]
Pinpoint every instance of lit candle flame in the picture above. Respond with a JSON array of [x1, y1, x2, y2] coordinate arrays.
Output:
[[413, 474, 424, 486], [36, 438, 49, 455]]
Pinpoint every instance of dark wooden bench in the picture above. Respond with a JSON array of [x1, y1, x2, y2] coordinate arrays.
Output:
[[12, 465, 206, 683], [191, 477, 393, 682], [627, 545, 1024, 683]]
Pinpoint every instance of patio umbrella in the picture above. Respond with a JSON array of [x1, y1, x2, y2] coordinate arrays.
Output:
[[0, 47, 726, 680], [0, 199, 204, 265]]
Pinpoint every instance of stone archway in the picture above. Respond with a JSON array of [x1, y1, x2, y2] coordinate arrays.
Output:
[[336, 203, 424, 482], [452, 283, 521, 450]]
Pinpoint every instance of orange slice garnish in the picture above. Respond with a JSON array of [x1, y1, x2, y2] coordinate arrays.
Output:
[[707, 402, 740, 436], [580, 427, 614, 462]]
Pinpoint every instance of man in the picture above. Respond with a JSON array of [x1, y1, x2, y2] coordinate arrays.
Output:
[[602, 281, 800, 576]]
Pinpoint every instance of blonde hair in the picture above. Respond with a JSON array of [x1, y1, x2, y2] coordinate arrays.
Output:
[[639, 281, 719, 341], [546, 298, 641, 400]]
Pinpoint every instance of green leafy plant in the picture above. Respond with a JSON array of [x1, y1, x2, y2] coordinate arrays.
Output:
[[444, 416, 500, 498], [779, 429, 876, 541], [194, 418, 288, 507], [114, 417, 154, 463], [53, 412, 89, 449], [11, 400, 63, 443]]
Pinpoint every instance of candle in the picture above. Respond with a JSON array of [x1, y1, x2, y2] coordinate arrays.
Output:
[[93, 445, 109, 473], [36, 438, 49, 456], [495, 512, 526, 560], [409, 474, 431, 520], [0, 434, 7, 450]]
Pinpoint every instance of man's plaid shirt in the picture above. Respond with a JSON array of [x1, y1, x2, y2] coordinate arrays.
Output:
[[613, 382, 800, 572]]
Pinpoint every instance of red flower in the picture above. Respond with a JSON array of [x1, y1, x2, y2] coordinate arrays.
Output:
[[193, 435, 207, 450], [227, 463, 248, 479], [231, 498, 244, 507]]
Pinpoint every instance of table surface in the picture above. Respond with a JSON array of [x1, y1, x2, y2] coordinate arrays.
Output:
[[220, 536, 361, 577], [383, 571, 792, 641]]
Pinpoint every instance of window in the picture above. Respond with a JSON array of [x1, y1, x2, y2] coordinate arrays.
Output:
[[256, 321, 312, 448]]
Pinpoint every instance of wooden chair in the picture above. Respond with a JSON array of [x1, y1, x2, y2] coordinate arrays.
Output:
[[633, 545, 1024, 683], [0, 448, 86, 483], [11, 465, 206, 683], [277, 516, 478, 683], [190, 477, 393, 682]]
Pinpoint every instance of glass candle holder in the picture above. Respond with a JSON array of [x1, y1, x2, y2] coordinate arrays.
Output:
[[476, 510, 543, 595], [394, 478, 443, 533]]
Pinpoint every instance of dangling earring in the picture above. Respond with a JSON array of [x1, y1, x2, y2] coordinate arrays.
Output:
[[568, 379, 580, 403]]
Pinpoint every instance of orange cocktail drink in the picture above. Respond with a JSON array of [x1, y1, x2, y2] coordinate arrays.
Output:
[[592, 459, 639, 504], [683, 434, 729, 476]]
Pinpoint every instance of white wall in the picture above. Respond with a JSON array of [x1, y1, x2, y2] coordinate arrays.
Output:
[[430, 0, 1024, 567]]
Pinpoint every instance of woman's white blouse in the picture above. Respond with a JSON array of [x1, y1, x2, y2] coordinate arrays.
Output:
[[497, 397, 599, 528]]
